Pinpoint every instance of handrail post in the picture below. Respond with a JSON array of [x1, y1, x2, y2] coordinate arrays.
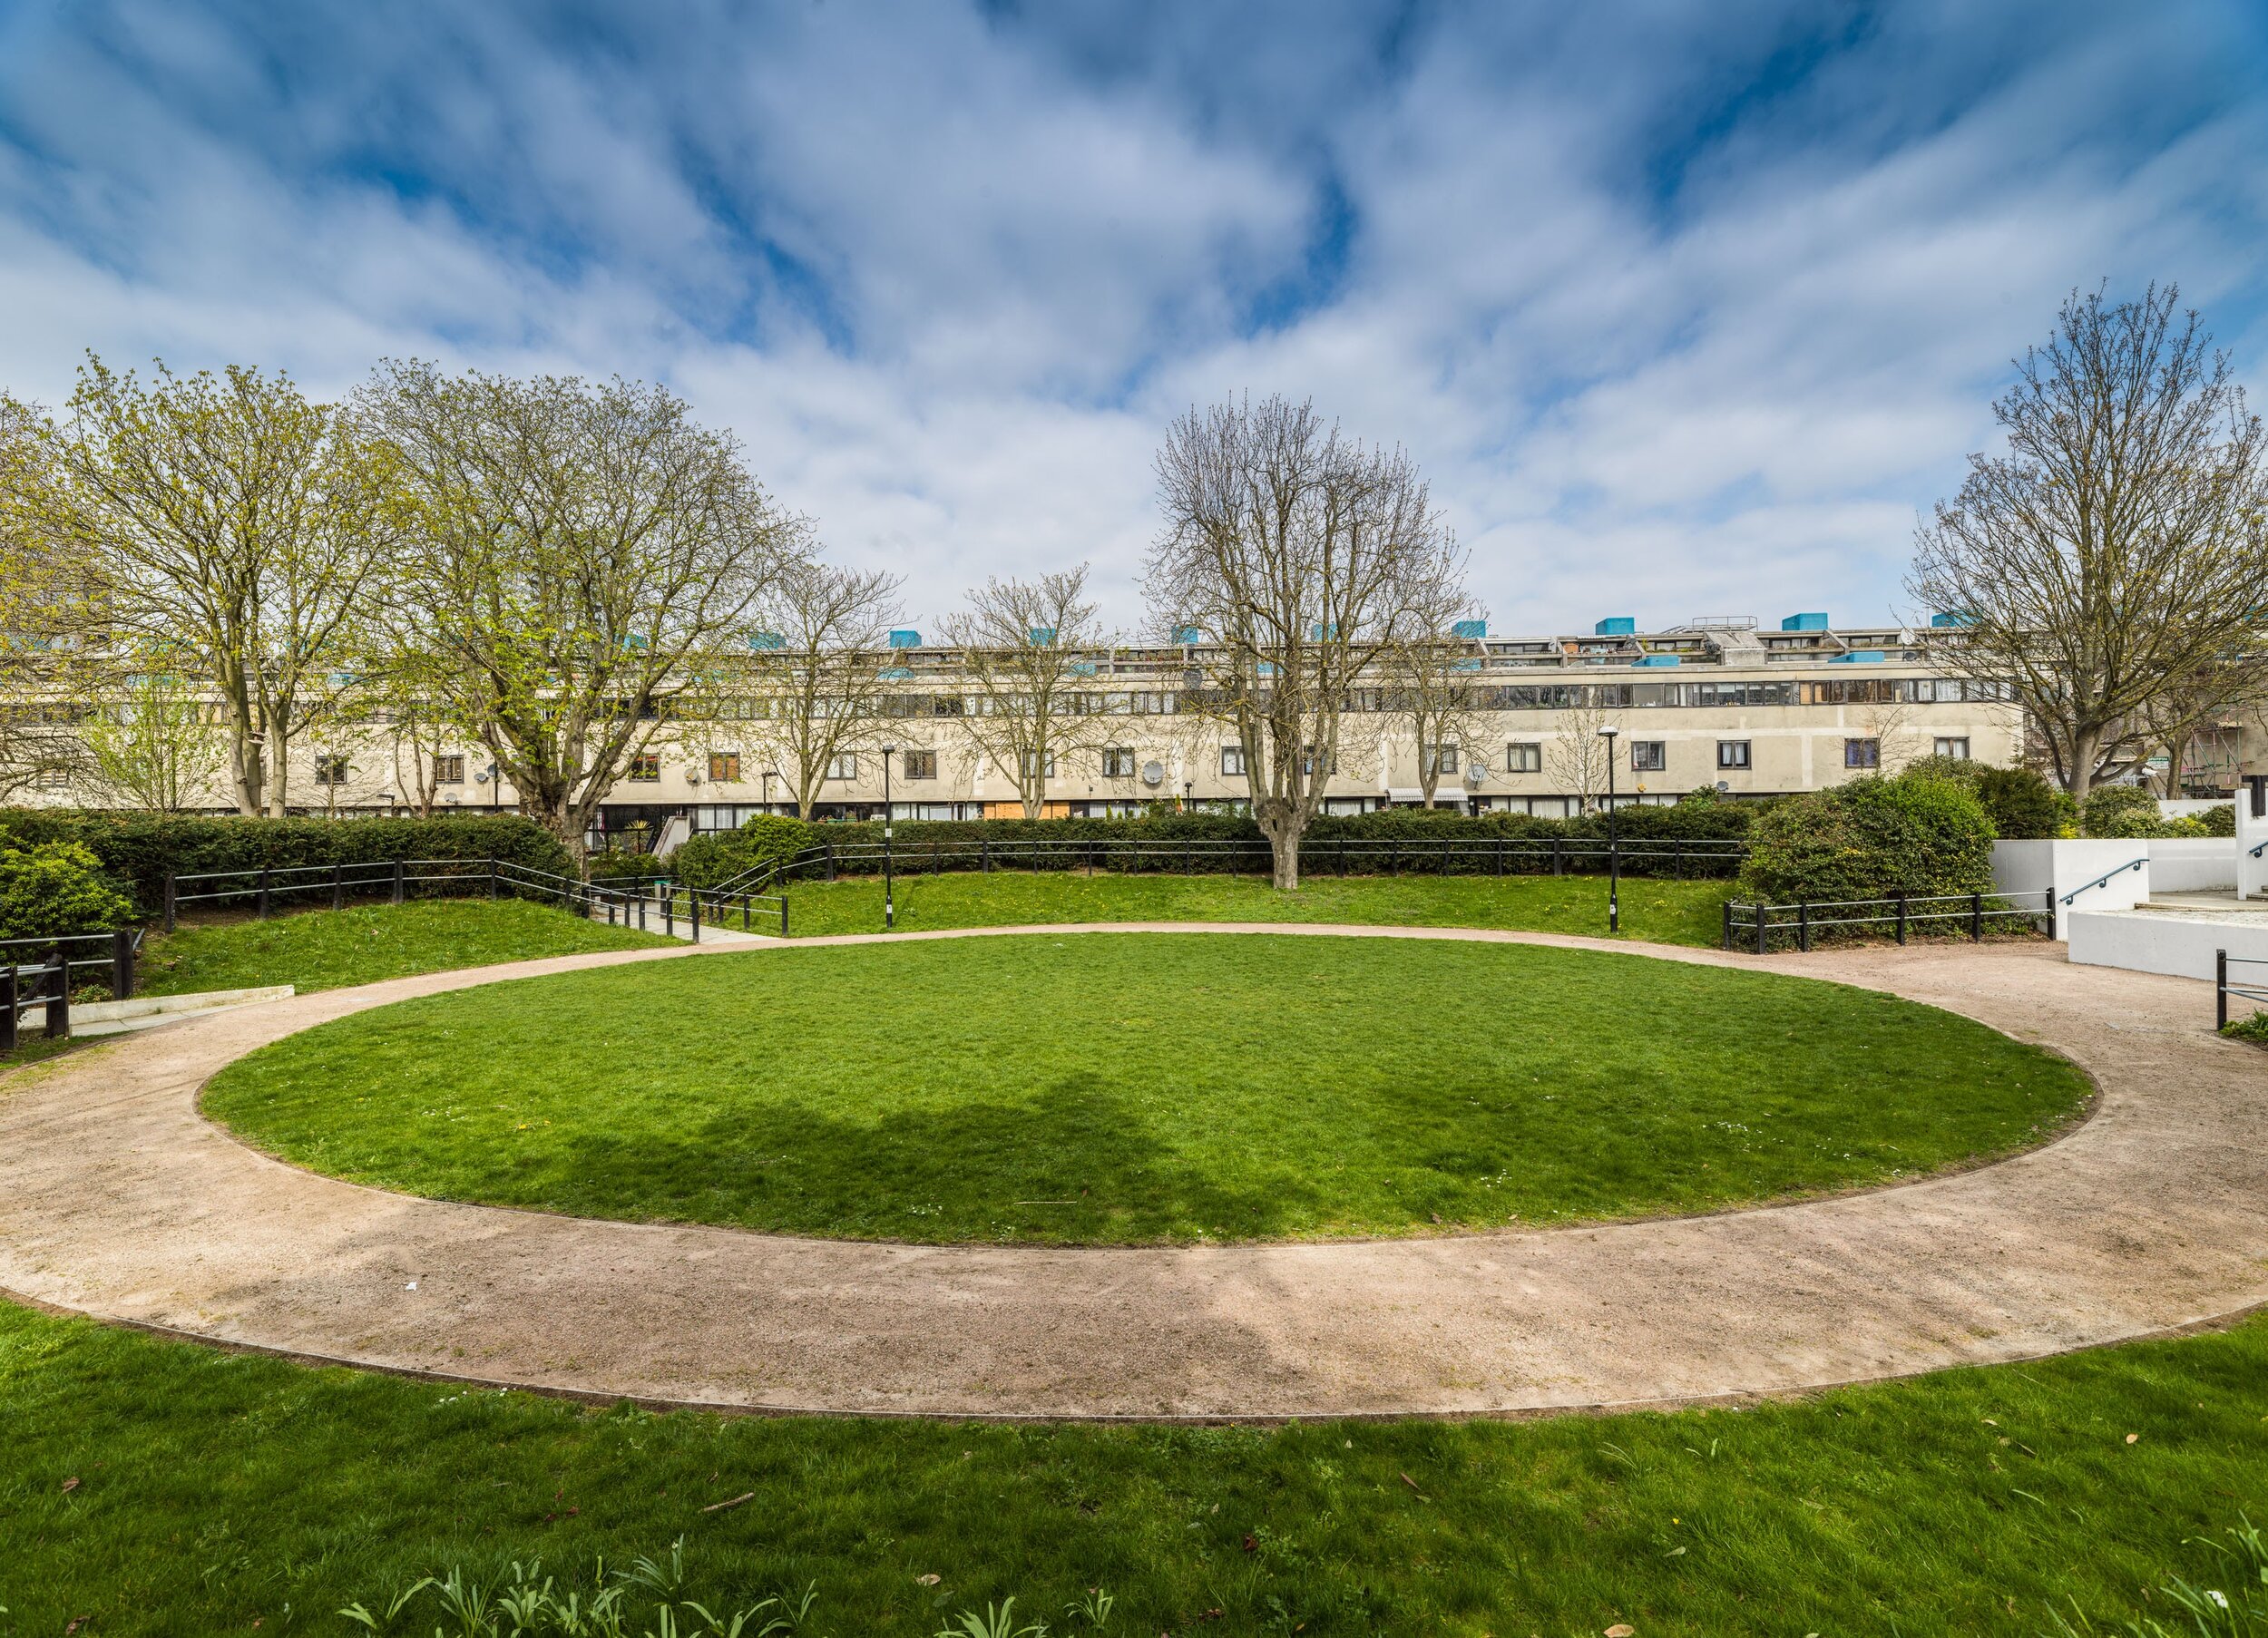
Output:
[[1970, 892, 1982, 941], [391, 859, 405, 906], [487, 858, 498, 901], [163, 872, 177, 934], [1551, 836, 1562, 877], [982, 831, 992, 873], [0, 964, 15, 1053], [1895, 891, 1908, 947], [2218, 948, 2229, 1031], [826, 842, 836, 882], [780, 897, 789, 939], [112, 926, 134, 1001], [331, 862, 345, 912], [257, 865, 271, 921], [44, 942, 68, 1038], [1797, 900, 1811, 953]]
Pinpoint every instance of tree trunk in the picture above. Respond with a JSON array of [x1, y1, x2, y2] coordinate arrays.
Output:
[[2068, 727, 2101, 806]]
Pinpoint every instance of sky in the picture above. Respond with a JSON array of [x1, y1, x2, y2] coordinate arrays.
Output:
[[1, 0, 2263, 639]]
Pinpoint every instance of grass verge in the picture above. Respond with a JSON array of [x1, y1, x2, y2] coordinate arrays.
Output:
[[202, 931, 2087, 1243], [0, 1296, 2261, 1635]]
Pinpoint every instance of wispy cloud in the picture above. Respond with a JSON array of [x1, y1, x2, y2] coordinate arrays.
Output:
[[1, 0, 2263, 634]]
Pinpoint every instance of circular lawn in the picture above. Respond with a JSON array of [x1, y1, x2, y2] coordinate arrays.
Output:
[[200, 931, 2090, 1244]]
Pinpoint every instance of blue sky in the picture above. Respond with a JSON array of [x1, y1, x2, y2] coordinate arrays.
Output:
[[2, 0, 2264, 635]]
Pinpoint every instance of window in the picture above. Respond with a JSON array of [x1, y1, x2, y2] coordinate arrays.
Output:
[[628, 753, 661, 782], [1423, 743, 1460, 776], [1507, 742, 1542, 774], [1630, 741, 1666, 773], [1021, 750, 1056, 779], [1845, 737, 1880, 769], [313, 756, 350, 786], [1934, 736, 1970, 760], [825, 752, 857, 781], [434, 754, 465, 785], [1221, 744, 1246, 777], [904, 749, 938, 779], [1716, 740, 1750, 770], [708, 752, 742, 783], [1102, 746, 1137, 778]]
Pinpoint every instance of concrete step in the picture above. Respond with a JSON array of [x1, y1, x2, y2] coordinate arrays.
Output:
[[71, 985, 297, 1038]]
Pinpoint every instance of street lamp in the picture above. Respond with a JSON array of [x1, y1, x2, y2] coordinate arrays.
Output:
[[1597, 725, 1620, 933], [761, 768, 777, 812], [880, 745, 896, 931], [1183, 779, 1194, 813]]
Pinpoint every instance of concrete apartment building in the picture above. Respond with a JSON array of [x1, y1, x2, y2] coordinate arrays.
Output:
[[166, 611, 2032, 851]]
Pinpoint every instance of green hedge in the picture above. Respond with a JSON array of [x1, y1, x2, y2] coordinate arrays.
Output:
[[0, 841, 137, 940], [0, 811, 575, 920], [1736, 775, 1996, 904], [682, 798, 1757, 884]]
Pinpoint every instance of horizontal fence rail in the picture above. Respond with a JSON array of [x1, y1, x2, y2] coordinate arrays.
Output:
[[1723, 890, 2052, 954], [707, 834, 1749, 898], [2216, 949, 2268, 1031], [0, 927, 143, 1050]]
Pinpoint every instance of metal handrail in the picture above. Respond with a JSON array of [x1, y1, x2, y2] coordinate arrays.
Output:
[[2059, 857, 2146, 906]]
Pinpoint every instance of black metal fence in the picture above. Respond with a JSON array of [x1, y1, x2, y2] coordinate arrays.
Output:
[[1723, 890, 2053, 954], [0, 928, 142, 1049], [711, 834, 1748, 898], [2216, 949, 2268, 1030]]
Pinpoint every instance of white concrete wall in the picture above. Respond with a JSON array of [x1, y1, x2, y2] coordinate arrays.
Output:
[[2240, 789, 2268, 902], [2067, 908, 2268, 996], [1992, 839, 2154, 938], [2148, 837, 2238, 894]]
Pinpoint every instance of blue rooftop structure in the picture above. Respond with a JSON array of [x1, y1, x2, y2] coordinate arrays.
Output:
[[886, 629, 922, 648], [1594, 616, 1636, 636], [1173, 625, 1202, 644], [1028, 627, 1055, 645], [1829, 650, 1886, 664], [1450, 619, 1487, 640], [1929, 610, 1976, 628], [1782, 611, 1829, 631], [1633, 654, 1681, 667], [748, 630, 786, 650]]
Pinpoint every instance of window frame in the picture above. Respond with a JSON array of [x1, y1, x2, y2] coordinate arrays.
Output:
[[903, 748, 938, 780], [825, 752, 858, 781], [1716, 740, 1751, 771], [434, 753, 465, 785], [707, 751, 742, 784], [627, 753, 661, 783], [1933, 736, 1970, 760], [1101, 746, 1137, 779], [1629, 740, 1667, 773], [1220, 744, 1247, 778], [1844, 737, 1881, 770], [1506, 742, 1542, 774]]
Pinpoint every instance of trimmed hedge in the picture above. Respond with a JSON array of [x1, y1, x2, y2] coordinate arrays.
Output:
[[0, 810, 575, 920], [681, 798, 1758, 884], [1736, 775, 1996, 905]]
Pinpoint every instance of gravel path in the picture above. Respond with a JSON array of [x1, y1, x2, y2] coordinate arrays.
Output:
[[1, 924, 2261, 1420]]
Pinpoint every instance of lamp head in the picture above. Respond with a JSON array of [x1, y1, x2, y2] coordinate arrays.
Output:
[[1597, 725, 1619, 740], [882, 744, 897, 756]]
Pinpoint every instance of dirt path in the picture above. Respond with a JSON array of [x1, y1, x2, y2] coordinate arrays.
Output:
[[2, 924, 2262, 1420]]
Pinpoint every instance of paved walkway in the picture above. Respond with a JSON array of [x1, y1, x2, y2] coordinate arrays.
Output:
[[2, 925, 2263, 1420]]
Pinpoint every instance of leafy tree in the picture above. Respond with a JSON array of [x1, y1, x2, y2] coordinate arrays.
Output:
[[360, 364, 803, 860], [1909, 285, 2268, 802], [79, 665, 228, 813]]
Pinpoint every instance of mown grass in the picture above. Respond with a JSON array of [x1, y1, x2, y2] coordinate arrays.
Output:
[[773, 869, 1739, 946], [203, 932, 2087, 1243], [136, 899, 675, 998], [0, 1296, 2262, 1635]]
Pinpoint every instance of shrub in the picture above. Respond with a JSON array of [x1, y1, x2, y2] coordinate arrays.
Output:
[[1973, 765, 2073, 839], [0, 811, 575, 920], [670, 814, 814, 889], [2197, 803, 2237, 837], [2080, 785, 2166, 839], [1736, 774, 1996, 904], [0, 840, 136, 939]]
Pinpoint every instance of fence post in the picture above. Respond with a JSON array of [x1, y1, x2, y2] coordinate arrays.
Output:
[[664, 889, 675, 939], [780, 897, 789, 938], [689, 889, 699, 943], [112, 926, 134, 1001], [44, 942, 68, 1038], [1442, 837, 1451, 877], [392, 860, 406, 906], [1551, 836, 1562, 877], [1721, 899, 1732, 951], [1895, 891, 1908, 947], [1756, 902, 1769, 955], [163, 872, 177, 934], [331, 863, 345, 912], [2218, 948, 2229, 1031], [1087, 839, 1095, 877], [1970, 892, 1983, 942], [638, 896, 647, 931], [487, 859, 498, 901], [1797, 900, 1811, 954], [0, 964, 15, 1053], [257, 866, 271, 921], [1494, 836, 1503, 878]]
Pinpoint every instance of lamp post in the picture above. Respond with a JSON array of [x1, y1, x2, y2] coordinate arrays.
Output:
[[1183, 779, 1194, 814], [762, 768, 777, 813], [880, 745, 896, 931], [1597, 725, 1620, 933]]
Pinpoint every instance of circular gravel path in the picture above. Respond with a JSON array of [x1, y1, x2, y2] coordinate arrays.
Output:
[[1, 924, 2263, 1420]]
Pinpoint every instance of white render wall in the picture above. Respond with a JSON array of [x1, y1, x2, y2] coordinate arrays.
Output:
[[2067, 907, 2268, 992], [2147, 837, 2240, 894], [1991, 840, 2155, 939]]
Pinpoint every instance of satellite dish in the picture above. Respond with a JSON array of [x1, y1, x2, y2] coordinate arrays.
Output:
[[1466, 762, 1488, 785], [1716, 780, 1730, 793], [1141, 760, 1165, 787], [686, 767, 704, 785]]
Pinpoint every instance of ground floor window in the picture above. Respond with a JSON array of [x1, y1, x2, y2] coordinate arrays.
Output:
[[1102, 746, 1137, 778], [1716, 740, 1750, 770], [1506, 742, 1541, 773], [707, 751, 741, 783], [434, 754, 465, 785], [1845, 737, 1881, 769], [1630, 740, 1666, 772], [904, 749, 939, 779], [826, 752, 857, 781], [1934, 736, 1970, 759]]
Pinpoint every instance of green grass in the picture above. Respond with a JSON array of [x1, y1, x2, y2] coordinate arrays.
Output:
[[0, 1294, 2261, 1635], [136, 900, 676, 999], [203, 932, 2087, 1243], [774, 869, 1738, 946]]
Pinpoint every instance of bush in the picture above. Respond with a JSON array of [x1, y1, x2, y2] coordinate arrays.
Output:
[[671, 814, 814, 889], [0, 811, 575, 920], [1736, 774, 1996, 904], [2197, 803, 2237, 837], [0, 841, 136, 939], [1973, 765, 2073, 839], [2080, 785, 2166, 839]]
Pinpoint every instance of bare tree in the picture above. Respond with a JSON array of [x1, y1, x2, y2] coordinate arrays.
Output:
[[1149, 395, 1464, 887], [25, 358, 392, 815], [360, 363, 801, 859], [1546, 696, 1618, 814], [1909, 285, 2268, 803], [939, 565, 1118, 818], [2136, 659, 2265, 798], [744, 559, 905, 819], [1374, 583, 1492, 806]]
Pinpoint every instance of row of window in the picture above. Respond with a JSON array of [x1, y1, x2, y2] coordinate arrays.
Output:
[[1484, 736, 1967, 775]]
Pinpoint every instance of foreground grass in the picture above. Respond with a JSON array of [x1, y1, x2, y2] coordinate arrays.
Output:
[[1, 1296, 2262, 1635], [774, 869, 1738, 946], [137, 899, 675, 998], [205, 932, 2087, 1243]]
